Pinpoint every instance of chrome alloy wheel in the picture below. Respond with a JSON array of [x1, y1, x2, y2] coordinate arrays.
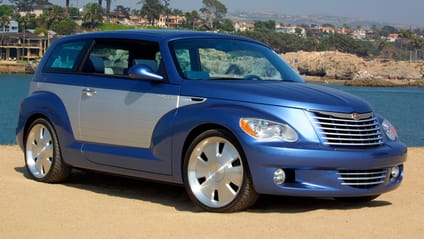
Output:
[[187, 136, 244, 208], [25, 123, 54, 179]]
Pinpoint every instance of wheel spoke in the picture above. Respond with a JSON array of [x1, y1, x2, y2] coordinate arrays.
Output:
[[224, 166, 243, 185], [202, 142, 220, 162], [199, 181, 216, 201], [194, 155, 210, 180], [219, 143, 239, 166], [188, 135, 246, 209], [215, 182, 237, 203]]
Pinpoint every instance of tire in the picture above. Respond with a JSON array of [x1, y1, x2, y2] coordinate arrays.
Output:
[[335, 195, 380, 203], [24, 118, 71, 183], [183, 129, 258, 212]]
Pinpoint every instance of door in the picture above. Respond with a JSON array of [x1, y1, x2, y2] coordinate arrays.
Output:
[[78, 39, 179, 174]]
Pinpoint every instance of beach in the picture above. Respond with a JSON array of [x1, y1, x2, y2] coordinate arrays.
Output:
[[1, 145, 422, 239]]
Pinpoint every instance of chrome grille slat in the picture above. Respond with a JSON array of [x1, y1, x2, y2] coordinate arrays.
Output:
[[316, 116, 372, 123], [309, 110, 383, 147], [338, 169, 387, 189], [318, 122, 377, 127], [323, 136, 383, 141], [338, 175, 386, 180], [326, 142, 382, 146], [341, 181, 385, 186], [322, 132, 382, 137]]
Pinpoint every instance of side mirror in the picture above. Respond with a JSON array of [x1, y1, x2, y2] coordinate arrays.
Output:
[[128, 64, 164, 81]]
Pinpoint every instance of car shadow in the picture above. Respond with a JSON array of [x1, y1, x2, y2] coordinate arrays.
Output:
[[15, 167, 391, 213]]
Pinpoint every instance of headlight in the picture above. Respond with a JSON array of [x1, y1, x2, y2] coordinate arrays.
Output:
[[382, 119, 398, 141], [240, 118, 298, 142]]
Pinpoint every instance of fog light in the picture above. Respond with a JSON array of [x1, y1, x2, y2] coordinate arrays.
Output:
[[390, 166, 401, 182], [274, 169, 286, 185]]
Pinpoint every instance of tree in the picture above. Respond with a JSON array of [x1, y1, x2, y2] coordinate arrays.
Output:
[[36, 5, 68, 30], [163, 0, 170, 27], [254, 20, 275, 31], [200, 0, 227, 30], [82, 3, 104, 29], [105, 0, 112, 14], [411, 36, 424, 61], [1, 15, 9, 32], [8, 0, 34, 11], [138, 0, 163, 26], [184, 10, 200, 30], [114, 5, 130, 19], [215, 18, 234, 32], [0, 4, 14, 18], [380, 25, 398, 37], [51, 18, 78, 35], [399, 29, 414, 39]]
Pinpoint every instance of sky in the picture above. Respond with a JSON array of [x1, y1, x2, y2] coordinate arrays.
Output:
[[48, 0, 424, 27]]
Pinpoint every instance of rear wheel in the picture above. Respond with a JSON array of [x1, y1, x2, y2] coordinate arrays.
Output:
[[183, 129, 258, 212], [25, 118, 71, 183]]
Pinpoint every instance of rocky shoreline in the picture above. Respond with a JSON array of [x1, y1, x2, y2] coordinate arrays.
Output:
[[0, 61, 36, 74], [283, 51, 424, 87]]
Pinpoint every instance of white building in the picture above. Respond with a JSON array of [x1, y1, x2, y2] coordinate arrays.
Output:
[[1, 20, 19, 33]]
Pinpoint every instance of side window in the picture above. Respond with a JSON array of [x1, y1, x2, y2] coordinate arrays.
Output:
[[82, 40, 161, 77], [85, 47, 129, 75], [174, 49, 191, 73], [44, 40, 87, 72]]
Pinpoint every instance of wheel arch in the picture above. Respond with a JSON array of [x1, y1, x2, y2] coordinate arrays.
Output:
[[17, 92, 77, 164], [180, 123, 251, 182]]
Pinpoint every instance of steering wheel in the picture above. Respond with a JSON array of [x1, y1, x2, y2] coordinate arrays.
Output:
[[244, 74, 263, 81]]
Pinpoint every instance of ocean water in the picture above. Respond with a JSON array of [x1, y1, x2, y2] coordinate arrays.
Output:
[[0, 74, 31, 145], [0, 74, 423, 146]]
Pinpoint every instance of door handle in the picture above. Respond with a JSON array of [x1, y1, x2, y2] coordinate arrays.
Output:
[[82, 88, 96, 97]]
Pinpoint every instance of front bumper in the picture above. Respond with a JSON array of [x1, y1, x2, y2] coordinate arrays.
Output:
[[244, 141, 407, 197]]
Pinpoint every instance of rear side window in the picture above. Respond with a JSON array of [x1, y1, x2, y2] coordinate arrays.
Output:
[[81, 39, 161, 77], [44, 40, 87, 72]]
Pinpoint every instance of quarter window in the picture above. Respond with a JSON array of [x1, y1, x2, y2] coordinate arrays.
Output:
[[44, 40, 87, 72]]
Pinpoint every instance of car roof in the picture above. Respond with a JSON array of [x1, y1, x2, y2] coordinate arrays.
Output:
[[56, 30, 265, 46]]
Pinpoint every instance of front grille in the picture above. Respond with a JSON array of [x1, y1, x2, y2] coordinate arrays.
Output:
[[338, 169, 387, 189], [309, 110, 383, 147]]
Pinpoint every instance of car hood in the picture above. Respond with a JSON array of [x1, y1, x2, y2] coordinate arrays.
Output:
[[181, 80, 373, 113]]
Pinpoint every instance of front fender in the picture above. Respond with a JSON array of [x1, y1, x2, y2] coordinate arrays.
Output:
[[170, 99, 295, 182]]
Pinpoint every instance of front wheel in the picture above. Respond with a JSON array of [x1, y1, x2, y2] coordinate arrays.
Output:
[[183, 129, 258, 212], [24, 118, 71, 183]]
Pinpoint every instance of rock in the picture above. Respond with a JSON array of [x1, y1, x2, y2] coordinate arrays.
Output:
[[282, 51, 424, 83]]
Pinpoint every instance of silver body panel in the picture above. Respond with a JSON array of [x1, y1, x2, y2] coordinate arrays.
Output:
[[32, 82, 178, 148]]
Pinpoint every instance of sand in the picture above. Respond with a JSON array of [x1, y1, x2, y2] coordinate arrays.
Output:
[[0, 145, 422, 239]]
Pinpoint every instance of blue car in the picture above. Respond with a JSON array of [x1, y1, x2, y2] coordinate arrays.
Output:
[[16, 30, 407, 212]]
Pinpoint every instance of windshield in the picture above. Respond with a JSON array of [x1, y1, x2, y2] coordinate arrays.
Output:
[[170, 38, 303, 82]]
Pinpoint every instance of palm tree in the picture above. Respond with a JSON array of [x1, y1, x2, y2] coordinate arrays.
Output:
[[138, 0, 163, 26], [1, 15, 9, 32], [106, 0, 112, 14], [82, 3, 104, 28]]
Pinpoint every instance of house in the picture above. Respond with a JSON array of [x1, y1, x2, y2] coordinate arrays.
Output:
[[275, 25, 306, 37], [351, 29, 367, 40], [157, 15, 186, 28], [387, 33, 400, 42], [0, 31, 49, 61], [0, 20, 19, 33], [233, 21, 255, 32]]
